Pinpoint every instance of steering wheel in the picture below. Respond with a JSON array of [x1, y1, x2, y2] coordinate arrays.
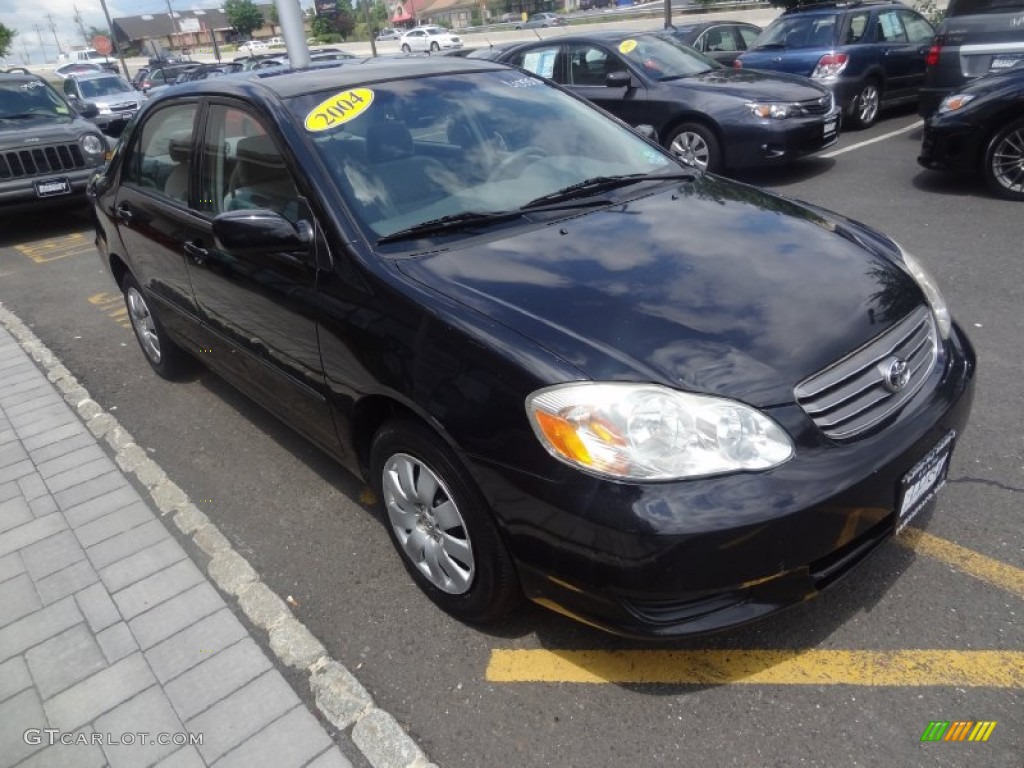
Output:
[[490, 147, 548, 180]]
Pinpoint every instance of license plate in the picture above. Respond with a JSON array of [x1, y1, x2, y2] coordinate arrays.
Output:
[[824, 118, 838, 136], [35, 178, 71, 198], [896, 431, 956, 533], [991, 54, 1022, 70]]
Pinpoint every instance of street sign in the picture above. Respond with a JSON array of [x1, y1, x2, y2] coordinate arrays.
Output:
[[92, 35, 112, 55]]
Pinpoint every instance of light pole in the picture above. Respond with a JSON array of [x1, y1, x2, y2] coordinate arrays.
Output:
[[98, 0, 130, 79]]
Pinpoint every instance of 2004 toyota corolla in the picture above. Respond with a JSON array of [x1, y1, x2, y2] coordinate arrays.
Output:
[[88, 57, 975, 638]]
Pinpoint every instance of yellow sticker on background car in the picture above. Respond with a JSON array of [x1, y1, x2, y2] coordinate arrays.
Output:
[[304, 88, 374, 132], [619, 39, 637, 54]]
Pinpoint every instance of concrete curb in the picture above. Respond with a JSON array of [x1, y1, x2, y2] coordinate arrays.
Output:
[[0, 302, 438, 768]]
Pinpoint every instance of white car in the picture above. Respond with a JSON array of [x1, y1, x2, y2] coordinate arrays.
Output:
[[399, 26, 462, 53], [267, 37, 285, 48], [239, 40, 268, 53]]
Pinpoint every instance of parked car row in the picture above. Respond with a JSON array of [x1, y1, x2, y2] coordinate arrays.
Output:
[[86, 55, 976, 639]]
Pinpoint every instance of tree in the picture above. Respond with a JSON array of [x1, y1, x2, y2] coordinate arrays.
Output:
[[224, 0, 265, 39], [0, 23, 16, 59]]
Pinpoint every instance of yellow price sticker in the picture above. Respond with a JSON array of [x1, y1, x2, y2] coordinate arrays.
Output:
[[619, 39, 638, 54], [304, 88, 375, 132]]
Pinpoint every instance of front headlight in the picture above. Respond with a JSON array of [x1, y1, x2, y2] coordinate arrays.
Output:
[[97, 105, 113, 114], [526, 383, 793, 481], [938, 93, 976, 114], [80, 134, 105, 156], [897, 245, 952, 340], [746, 102, 799, 120]]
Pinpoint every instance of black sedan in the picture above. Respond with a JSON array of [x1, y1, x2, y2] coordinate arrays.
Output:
[[664, 20, 762, 66], [492, 31, 840, 173], [918, 67, 1024, 201], [89, 57, 974, 638]]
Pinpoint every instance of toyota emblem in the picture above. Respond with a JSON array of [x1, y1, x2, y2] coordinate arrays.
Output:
[[880, 357, 910, 393]]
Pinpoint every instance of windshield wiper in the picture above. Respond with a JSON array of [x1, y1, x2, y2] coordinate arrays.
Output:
[[377, 210, 524, 244], [521, 172, 695, 208]]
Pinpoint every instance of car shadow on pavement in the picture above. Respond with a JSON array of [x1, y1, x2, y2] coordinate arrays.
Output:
[[911, 170, 1003, 202], [0, 205, 94, 247], [731, 157, 837, 190]]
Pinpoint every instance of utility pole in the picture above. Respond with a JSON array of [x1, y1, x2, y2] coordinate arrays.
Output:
[[97, 0, 130, 79], [73, 4, 90, 46], [45, 13, 62, 55], [33, 24, 47, 63], [166, 0, 180, 50], [21, 37, 31, 65]]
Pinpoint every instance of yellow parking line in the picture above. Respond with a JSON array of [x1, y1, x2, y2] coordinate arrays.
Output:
[[898, 526, 1024, 599], [15, 233, 93, 264], [485, 649, 1024, 686]]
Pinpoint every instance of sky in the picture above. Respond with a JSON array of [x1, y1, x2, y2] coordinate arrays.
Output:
[[0, 0, 313, 65]]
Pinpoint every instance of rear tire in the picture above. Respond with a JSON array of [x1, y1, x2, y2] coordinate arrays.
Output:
[[370, 420, 522, 624], [121, 273, 193, 380], [849, 80, 881, 129], [401, 43, 411, 53], [981, 116, 1024, 201], [430, 42, 440, 52]]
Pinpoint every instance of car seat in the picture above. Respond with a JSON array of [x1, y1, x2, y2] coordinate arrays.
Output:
[[365, 121, 448, 213], [163, 132, 193, 202], [224, 134, 299, 220]]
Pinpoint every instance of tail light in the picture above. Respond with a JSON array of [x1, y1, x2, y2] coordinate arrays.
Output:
[[811, 53, 849, 79], [733, 59, 743, 69], [926, 44, 941, 68]]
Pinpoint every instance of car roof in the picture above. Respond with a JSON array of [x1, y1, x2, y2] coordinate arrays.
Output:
[[0, 72, 45, 83], [69, 71, 124, 81], [151, 56, 510, 102], [781, 0, 907, 14]]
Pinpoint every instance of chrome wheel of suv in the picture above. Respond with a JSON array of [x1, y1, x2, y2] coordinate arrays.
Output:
[[983, 117, 1024, 201], [852, 82, 880, 128]]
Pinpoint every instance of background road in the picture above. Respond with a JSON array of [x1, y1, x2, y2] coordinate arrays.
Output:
[[1, 108, 1020, 765]]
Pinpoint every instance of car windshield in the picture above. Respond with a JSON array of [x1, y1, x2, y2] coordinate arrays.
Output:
[[617, 35, 717, 79], [948, 0, 1024, 13], [751, 14, 839, 50], [289, 70, 684, 242], [0, 79, 72, 120], [78, 76, 133, 98]]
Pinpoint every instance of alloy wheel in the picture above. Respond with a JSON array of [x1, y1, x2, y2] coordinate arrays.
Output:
[[989, 126, 1024, 196], [670, 131, 711, 170], [126, 287, 161, 364], [382, 453, 475, 594], [857, 83, 879, 126]]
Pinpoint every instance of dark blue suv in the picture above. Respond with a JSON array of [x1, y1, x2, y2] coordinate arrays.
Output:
[[735, 1, 935, 128]]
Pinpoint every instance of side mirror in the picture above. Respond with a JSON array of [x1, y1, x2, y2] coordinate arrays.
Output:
[[78, 102, 100, 119], [633, 124, 658, 141], [605, 70, 633, 89], [212, 209, 312, 256]]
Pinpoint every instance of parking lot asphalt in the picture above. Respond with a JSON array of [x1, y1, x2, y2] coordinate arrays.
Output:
[[0, 108, 1021, 767]]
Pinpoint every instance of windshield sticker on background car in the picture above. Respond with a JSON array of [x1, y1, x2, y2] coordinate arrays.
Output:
[[20, 81, 45, 90], [619, 39, 638, 54], [304, 88, 375, 132], [522, 51, 557, 79]]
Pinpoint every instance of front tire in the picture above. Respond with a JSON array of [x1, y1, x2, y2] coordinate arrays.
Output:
[[666, 122, 721, 173], [370, 420, 521, 624], [122, 273, 192, 379], [982, 116, 1024, 201], [430, 42, 440, 52], [849, 80, 881, 129]]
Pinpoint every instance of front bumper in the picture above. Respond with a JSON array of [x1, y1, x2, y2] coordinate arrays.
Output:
[[479, 323, 976, 638], [918, 86, 955, 119], [918, 116, 982, 174], [0, 167, 99, 215], [726, 108, 841, 169]]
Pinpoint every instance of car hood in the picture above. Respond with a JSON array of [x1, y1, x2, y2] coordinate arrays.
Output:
[[91, 93, 143, 108], [0, 117, 95, 147], [664, 67, 830, 101], [395, 176, 923, 407]]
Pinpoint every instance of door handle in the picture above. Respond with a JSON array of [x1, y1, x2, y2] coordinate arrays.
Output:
[[184, 240, 208, 266], [114, 204, 133, 223]]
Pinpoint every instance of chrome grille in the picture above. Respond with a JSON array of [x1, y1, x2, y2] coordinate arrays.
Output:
[[797, 95, 832, 116], [0, 143, 86, 180], [794, 306, 938, 441]]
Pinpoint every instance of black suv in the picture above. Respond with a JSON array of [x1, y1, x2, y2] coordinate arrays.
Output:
[[736, 1, 936, 128], [0, 72, 109, 215], [919, 0, 1024, 116]]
